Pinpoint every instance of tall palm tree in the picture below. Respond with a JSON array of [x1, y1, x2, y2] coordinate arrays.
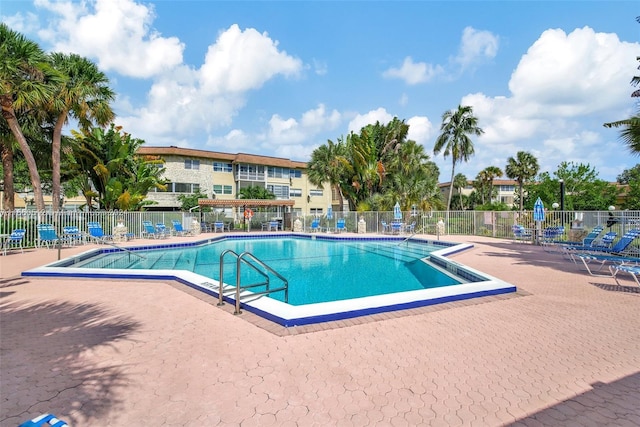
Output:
[[307, 137, 351, 211], [604, 17, 640, 154], [48, 52, 115, 211], [0, 24, 62, 210], [433, 105, 484, 211], [476, 166, 503, 204], [505, 151, 540, 211]]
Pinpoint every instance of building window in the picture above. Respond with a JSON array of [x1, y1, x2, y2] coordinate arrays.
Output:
[[290, 169, 302, 179], [185, 159, 200, 170], [310, 208, 323, 216], [155, 183, 200, 193], [499, 185, 515, 192], [309, 189, 323, 197], [290, 188, 302, 198], [267, 184, 289, 199], [213, 162, 232, 172], [213, 184, 233, 195], [237, 164, 265, 181], [268, 167, 290, 178]]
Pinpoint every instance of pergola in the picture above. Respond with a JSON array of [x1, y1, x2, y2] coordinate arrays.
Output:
[[197, 198, 295, 209]]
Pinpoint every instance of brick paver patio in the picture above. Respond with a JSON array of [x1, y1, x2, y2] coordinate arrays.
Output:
[[1, 233, 638, 426]]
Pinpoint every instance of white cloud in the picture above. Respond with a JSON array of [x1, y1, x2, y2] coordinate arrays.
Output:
[[382, 57, 442, 85], [455, 26, 639, 180], [2, 11, 40, 33], [348, 108, 394, 133], [34, 0, 184, 78], [453, 26, 499, 69], [406, 116, 433, 146], [207, 129, 254, 152], [199, 24, 303, 95]]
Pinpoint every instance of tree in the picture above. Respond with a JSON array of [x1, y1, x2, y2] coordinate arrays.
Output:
[[177, 191, 211, 212], [617, 164, 640, 209], [0, 24, 62, 210], [307, 137, 351, 211], [452, 173, 468, 210], [524, 162, 618, 210], [475, 166, 503, 205], [70, 124, 165, 210], [433, 105, 484, 211], [238, 186, 276, 200], [505, 151, 540, 211], [603, 17, 640, 154], [48, 52, 115, 211]]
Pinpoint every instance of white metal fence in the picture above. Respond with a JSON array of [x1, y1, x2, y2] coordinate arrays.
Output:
[[1, 209, 638, 250]]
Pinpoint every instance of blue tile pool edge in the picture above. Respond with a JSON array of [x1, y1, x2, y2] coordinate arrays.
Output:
[[22, 236, 517, 327]]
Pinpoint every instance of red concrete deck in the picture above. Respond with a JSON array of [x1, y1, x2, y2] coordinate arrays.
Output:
[[1, 233, 639, 426]]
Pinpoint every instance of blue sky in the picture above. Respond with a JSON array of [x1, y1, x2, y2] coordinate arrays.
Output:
[[2, 1, 638, 182]]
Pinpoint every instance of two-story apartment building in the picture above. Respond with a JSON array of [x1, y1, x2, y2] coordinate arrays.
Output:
[[438, 179, 518, 208], [137, 146, 333, 216]]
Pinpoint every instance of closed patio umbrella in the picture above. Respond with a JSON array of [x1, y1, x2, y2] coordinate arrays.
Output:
[[394, 202, 402, 220], [533, 197, 545, 244]]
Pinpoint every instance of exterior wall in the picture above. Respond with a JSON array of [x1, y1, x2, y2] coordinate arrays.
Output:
[[439, 179, 518, 208], [139, 147, 333, 215]]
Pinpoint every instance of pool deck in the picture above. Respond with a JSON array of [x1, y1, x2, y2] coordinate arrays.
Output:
[[1, 232, 639, 426]]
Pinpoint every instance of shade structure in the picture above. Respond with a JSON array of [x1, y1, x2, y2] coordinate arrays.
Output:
[[533, 197, 545, 222], [394, 202, 402, 220], [327, 205, 333, 219]]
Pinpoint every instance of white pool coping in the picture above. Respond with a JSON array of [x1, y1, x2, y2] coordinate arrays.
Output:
[[22, 235, 517, 327]]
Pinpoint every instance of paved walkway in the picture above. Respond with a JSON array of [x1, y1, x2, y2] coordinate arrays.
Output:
[[1, 233, 639, 426]]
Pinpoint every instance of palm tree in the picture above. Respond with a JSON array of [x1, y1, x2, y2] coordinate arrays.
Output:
[[0, 24, 62, 210], [452, 173, 468, 210], [307, 137, 351, 211], [433, 105, 484, 211], [476, 166, 503, 204], [238, 186, 276, 200], [505, 151, 540, 211], [604, 17, 640, 154], [48, 52, 115, 211]]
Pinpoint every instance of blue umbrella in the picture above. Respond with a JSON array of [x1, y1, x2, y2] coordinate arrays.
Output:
[[327, 205, 333, 220], [394, 202, 402, 220], [533, 197, 545, 222]]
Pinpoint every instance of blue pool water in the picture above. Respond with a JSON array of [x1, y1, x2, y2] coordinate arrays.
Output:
[[74, 236, 461, 305]]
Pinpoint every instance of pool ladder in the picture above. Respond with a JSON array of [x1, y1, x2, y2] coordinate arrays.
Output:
[[218, 250, 289, 315]]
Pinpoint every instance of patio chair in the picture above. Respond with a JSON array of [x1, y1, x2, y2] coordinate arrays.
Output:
[[3, 229, 25, 255], [542, 225, 603, 252], [381, 221, 390, 234], [390, 221, 403, 235], [336, 218, 346, 233], [63, 225, 83, 246], [142, 221, 163, 239], [213, 221, 225, 233], [200, 221, 211, 233], [155, 223, 171, 238], [309, 218, 320, 232], [404, 221, 416, 234], [87, 222, 113, 243], [171, 219, 190, 236], [268, 221, 279, 231], [512, 224, 532, 242], [19, 413, 68, 427], [609, 264, 640, 287], [37, 224, 60, 248]]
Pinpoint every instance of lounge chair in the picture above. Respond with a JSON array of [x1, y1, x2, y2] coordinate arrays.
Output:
[[155, 223, 171, 238], [609, 264, 640, 287], [171, 219, 190, 236], [142, 221, 163, 239], [87, 222, 113, 243], [561, 231, 618, 259], [2, 229, 25, 255], [512, 225, 532, 242], [571, 229, 640, 274], [37, 224, 60, 248], [63, 225, 83, 246], [542, 225, 603, 252], [19, 413, 68, 427], [336, 218, 346, 233]]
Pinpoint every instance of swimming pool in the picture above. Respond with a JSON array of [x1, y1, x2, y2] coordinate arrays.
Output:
[[23, 234, 517, 326]]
